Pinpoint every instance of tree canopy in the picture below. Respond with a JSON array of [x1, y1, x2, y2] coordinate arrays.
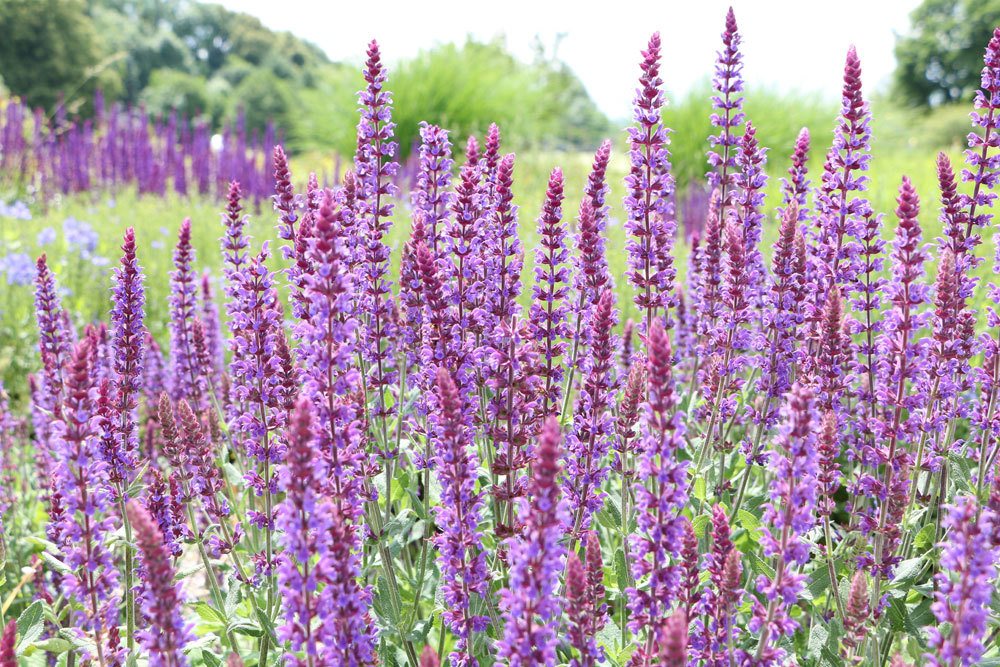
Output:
[[894, 0, 1000, 106]]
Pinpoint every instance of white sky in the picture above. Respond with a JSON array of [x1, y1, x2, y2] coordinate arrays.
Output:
[[217, 0, 922, 118]]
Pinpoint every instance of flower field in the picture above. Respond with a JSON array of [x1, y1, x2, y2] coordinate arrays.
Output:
[[0, 9, 999, 667]]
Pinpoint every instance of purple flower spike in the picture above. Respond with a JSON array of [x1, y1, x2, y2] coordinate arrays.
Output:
[[781, 128, 811, 217], [168, 219, 204, 407], [961, 26, 1000, 246], [498, 416, 567, 667], [0, 620, 15, 667], [566, 530, 607, 667], [126, 500, 193, 667], [105, 227, 145, 495], [564, 288, 617, 537], [53, 339, 122, 665], [625, 32, 676, 330], [412, 122, 454, 256], [745, 383, 818, 666], [629, 318, 688, 655], [530, 167, 570, 417], [707, 7, 745, 208], [430, 367, 489, 667], [355, 39, 400, 428], [925, 497, 999, 667]]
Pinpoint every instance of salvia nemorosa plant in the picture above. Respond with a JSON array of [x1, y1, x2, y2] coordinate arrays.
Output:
[[3, 15, 1000, 667]]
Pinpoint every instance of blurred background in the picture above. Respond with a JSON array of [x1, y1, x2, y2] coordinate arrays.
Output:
[[0, 0, 996, 176], [0, 0, 999, 401]]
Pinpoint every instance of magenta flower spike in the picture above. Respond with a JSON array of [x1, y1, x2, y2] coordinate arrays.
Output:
[[355, 39, 399, 429], [104, 227, 145, 493], [412, 122, 454, 257], [498, 416, 567, 667], [925, 497, 999, 667], [628, 318, 689, 659], [625, 32, 676, 331], [707, 7, 745, 209], [125, 500, 193, 667], [430, 367, 489, 666], [564, 288, 618, 537], [168, 219, 204, 407], [746, 383, 819, 666], [529, 167, 570, 417]]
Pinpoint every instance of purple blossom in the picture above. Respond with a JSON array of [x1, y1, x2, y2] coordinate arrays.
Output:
[[746, 383, 818, 666], [168, 219, 204, 407], [925, 497, 999, 667], [498, 416, 567, 667], [529, 168, 570, 417], [105, 227, 145, 494], [707, 7, 745, 207], [430, 367, 489, 666], [564, 289, 617, 537], [126, 499, 193, 667], [625, 32, 675, 330], [355, 39, 400, 427], [412, 122, 454, 256], [51, 339, 122, 665], [628, 318, 688, 656]]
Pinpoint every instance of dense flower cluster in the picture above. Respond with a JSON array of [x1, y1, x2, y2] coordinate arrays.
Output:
[[4, 14, 1000, 667]]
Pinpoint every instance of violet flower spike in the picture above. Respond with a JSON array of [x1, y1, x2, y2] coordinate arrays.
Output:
[[707, 7, 745, 209], [168, 219, 204, 407], [624, 32, 675, 331], [628, 318, 689, 662], [430, 367, 490, 666], [529, 167, 570, 417], [745, 383, 818, 667], [925, 496, 999, 667], [125, 499, 193, 667], [498, 416, 568, 667]]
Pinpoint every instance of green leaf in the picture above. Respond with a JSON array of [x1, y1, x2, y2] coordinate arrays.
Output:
[[376, 576, 399, 625], [202, 651, 223, 667], [891, 558, 925, 588], [124, 460, 150, 499], [614, 548, 629, 594], [15, 600, 44, 654], [192, 601, 226, 626], [29, 638, 72, 655], [913, 523, 936, 551], [254, 605, 279, 643], [691, 514, 711, 539]]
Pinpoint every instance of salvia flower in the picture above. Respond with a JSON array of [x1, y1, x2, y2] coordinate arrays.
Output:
[[126, 499, 193, 667], [625, 32, 675, 329], [497, 416, 568, 667], [816, 46, 872, 295], [564, 289, 618, 537], [747, 383, 818, 666], [566, 530, 607, 667], [53, 339, 122, 664], [412, 122, 454, 256], [0, 620, 14, 667], [925, 497, 999, 667], [961, 26, 1000, 245], [707, 7, 745, 208], [105, 227, 145, 494], [168, 219, 204, 407], [629, 319, 689, 655], [430, 367, 489, 666], [355, 39, 400, 427], [529, 167, 570, 417]]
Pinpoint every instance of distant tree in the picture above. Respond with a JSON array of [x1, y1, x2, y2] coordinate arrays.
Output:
[[140, 68, 209, 120], [0, 0, 122, 111], [226, 69, 293, 135], [894, 0, 1000, 106]]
